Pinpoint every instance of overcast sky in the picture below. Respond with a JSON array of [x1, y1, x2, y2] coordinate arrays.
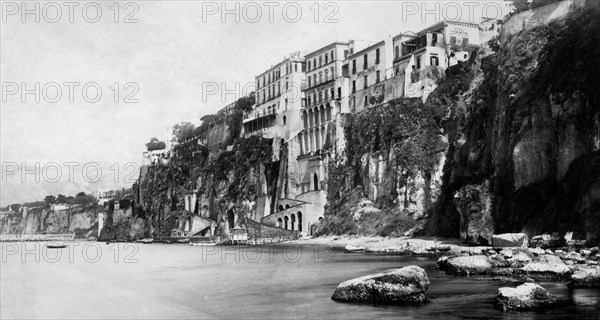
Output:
[[0, 1, 511, 204]]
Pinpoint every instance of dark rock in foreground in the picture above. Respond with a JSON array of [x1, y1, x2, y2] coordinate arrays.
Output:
[[496, 283, 559, 311], [331, 266, 429, 304]]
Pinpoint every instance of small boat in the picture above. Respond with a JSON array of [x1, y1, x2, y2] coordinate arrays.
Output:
[[344, 244, 366, 253], [426, 246, 452, 252], [46, 243, 67, 249], [139, 238, 154, 244], [176, 238, 190, 243], [190, 242, 217, 246]]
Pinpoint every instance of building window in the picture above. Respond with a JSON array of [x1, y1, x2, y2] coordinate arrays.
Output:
[[325, 54, 328, 64], [364, 95, 368, 106], [294, 63, 298, 72], [313, 74, 317, 86], [450, 36, 457, 45], [308, 96, 311, 106], [344, 50, 349, 59], [352, 80, 356, 93], [308, 77, 311, 88], [307, 61, 311, 71], [330, 88, 334, 100], [319, 56, 322, 66], [376, 70, 380, 83], [330, 67, 334, 79], [363, 75, 368, 89], [319, 72, 323, 84], [430, 55, 439, 66], [337, 87, 341, 98], [352, 60, 356, 74], [283, 116, 286, 125], [324, 69, 328, 81], [331, 50, 335, 61], [375, 48, 380, 64], [416, 55, 421, 69], [318, 91, 322, 103], [395, 46, 399, 59], [463, 38, 469, 47], [363, 54, 368, 69]]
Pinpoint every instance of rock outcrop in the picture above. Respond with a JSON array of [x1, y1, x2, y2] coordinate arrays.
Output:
[[520, 255, 571, 279], [492, 233, 529, 249], [331, 266, 429, 304], [568, 267, 600, 288], [496, 283, 559, 311]]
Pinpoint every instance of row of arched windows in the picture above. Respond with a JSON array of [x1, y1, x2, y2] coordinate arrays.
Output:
[[277, 212, 303, 232], [303, 104, 332, 129], [299, 127, 327, 155]]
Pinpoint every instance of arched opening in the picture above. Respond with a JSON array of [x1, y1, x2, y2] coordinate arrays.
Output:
[[283, 115, 287, 125], [320, 105, 325, 124], [284, 216, 289, 230], [308, 109, 314, 127], [278, 205, 284, 211], [298, 133, 304, 154], [303, 111, 308, 129], [321, 128, 326, 149], [313, 173, 319, 191], [309, 130, 314, 152], [285, 204, 290, 209], [227, 209, 235, 229], [290, 214, 296, 231], [314, 107, 319, 125], [304, 134, 309, 154], [297, 212, 302, 232], [326, 103, 332, 120], [186, 216, 193, 232], [315, 128, 320, 150], [277, 218, 282, 228]]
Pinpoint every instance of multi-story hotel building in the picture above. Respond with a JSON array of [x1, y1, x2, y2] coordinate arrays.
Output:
[[394, 20, 482, 100]]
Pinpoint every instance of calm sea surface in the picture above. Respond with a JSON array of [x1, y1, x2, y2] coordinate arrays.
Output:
[[1, 241, 599, 319]]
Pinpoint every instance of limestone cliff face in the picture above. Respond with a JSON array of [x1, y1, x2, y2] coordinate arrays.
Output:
[[426, 2, 600, 243], [323, 2, 600, 242], [133, 136, 276, 239], [0, 205, 99, 237]]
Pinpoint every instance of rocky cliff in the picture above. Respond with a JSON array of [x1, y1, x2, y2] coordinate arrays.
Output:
[[0, 205, 100, 238], [321, 2, 600, 244]]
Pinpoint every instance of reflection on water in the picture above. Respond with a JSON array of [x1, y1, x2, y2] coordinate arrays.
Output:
[[1, 242, 599, 319]]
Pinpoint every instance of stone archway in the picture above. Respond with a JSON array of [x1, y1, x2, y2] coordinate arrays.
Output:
[[277, 218, 282, 228], [290, 213, 296, 231], [284, 216, 289, 230], [227, 209, 235, 229], [297, 212, 302, 232], [313, 173, 319, 191]]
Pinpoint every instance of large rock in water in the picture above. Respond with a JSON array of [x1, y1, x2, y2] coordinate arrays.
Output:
[[492, 233, 529, 248], [441, 255, 493, 275], [521, 254, 571, 279], [569, 268, 600, 288], [496, 283, 559, 311], [331, 266, 429, 304]]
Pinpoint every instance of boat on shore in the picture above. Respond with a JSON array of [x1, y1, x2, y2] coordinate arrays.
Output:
[[46, 242, 67, 249], [426, 245, 451, 252], [190, 241, 217, 246], [136, 238, 154, 244]]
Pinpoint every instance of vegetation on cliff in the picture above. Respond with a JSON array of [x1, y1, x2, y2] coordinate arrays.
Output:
[[319, 98, 446, 236]]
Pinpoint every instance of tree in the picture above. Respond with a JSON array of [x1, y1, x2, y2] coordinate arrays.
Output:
[[44, 195, 56, 205], [9, 203, 20, 212], [146, 137, 166, 151], [76, 191, 87, 197], [172, 122, 196, 144], [56, 194, 68, 204], [507, 0, 564, 15]]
